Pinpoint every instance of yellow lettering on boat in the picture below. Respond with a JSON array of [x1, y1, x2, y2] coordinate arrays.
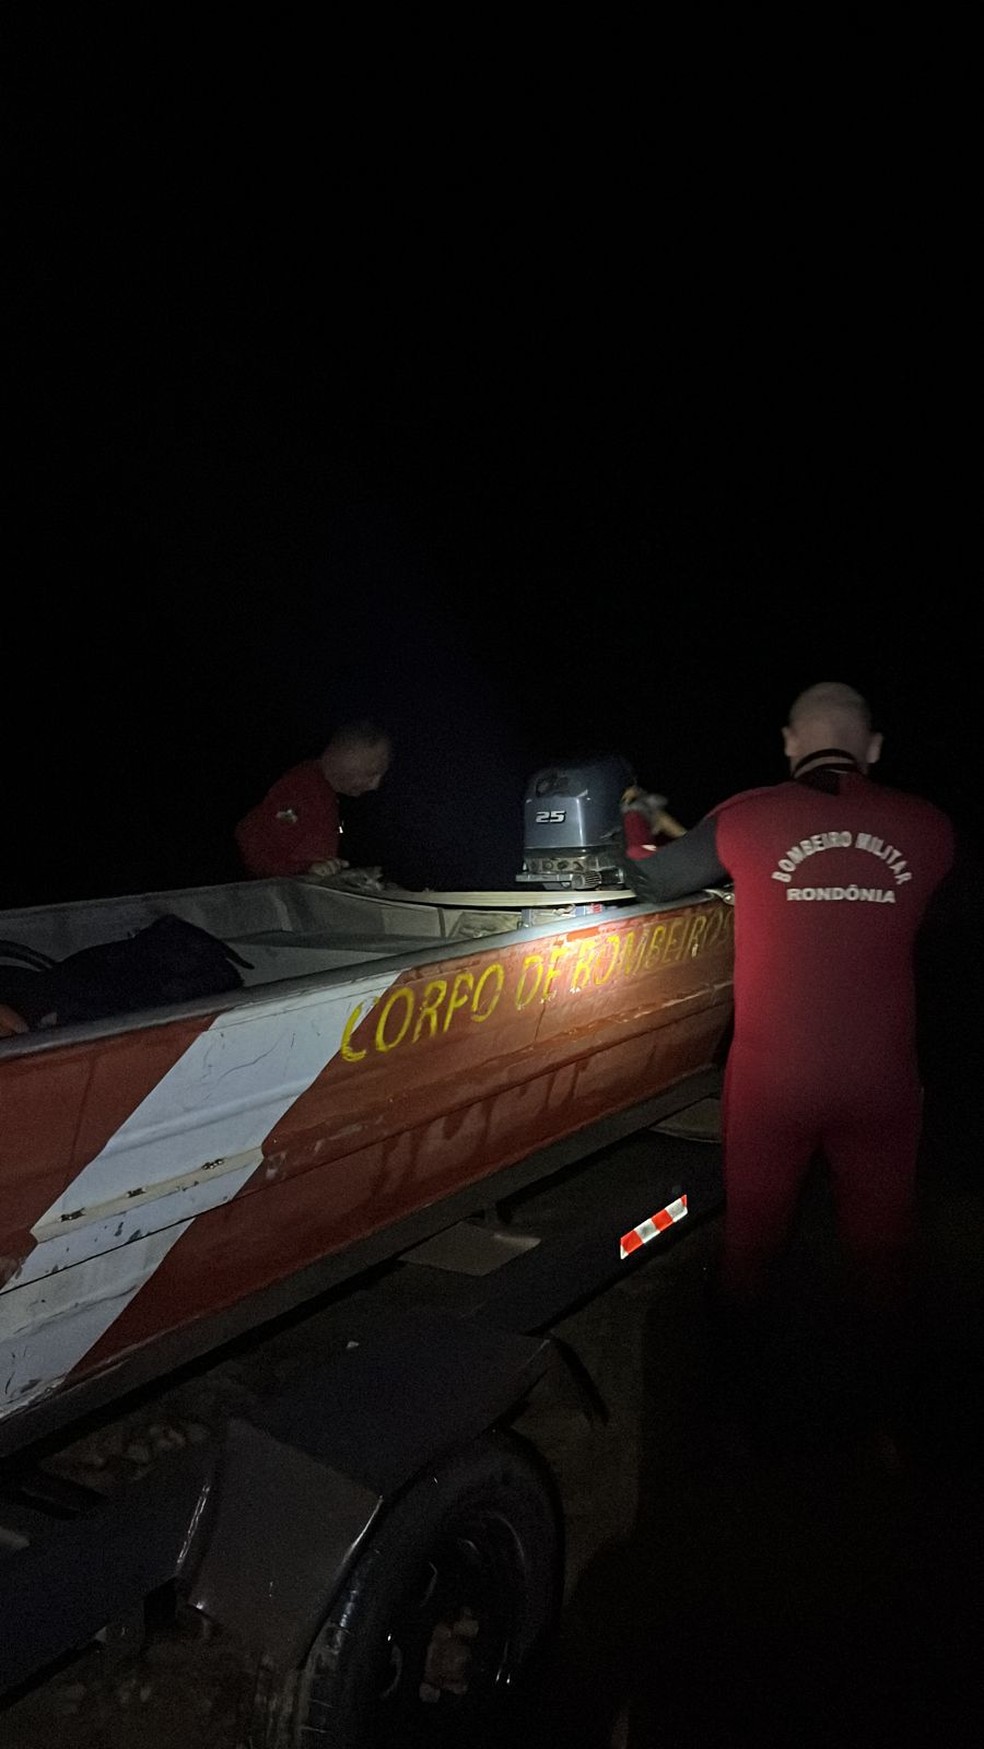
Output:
[[337, 901, 733, 1063], [593, 935, 620, 985], [685, 913, 708, 956], [515, 954, 544, 1010], [665, 918, 688, 963], [443, 970, 474, 1030], [643, 924, 667, 968], [413, 979, 448, 1042], [376, 986, 414, 1052], [341, 1001, 370, 1062], [570, 940, 597, 991], [472, 962, 504, 1021], [541, 943, 568, 1002], [617, 930, 643, 976]]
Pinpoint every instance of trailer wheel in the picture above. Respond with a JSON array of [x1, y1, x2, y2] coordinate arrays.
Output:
[[250, 1428, 563, 1749]]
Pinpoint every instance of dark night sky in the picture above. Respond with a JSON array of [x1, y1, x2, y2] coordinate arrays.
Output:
[[5, 36, 978, 907]]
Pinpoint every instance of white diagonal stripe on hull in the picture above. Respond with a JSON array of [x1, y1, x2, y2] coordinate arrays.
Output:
[[0, 1158, 259, 1413], [39, 978, 392, 1223], [1, 975, 393, 1421], [3, 1150, 264, 1296]]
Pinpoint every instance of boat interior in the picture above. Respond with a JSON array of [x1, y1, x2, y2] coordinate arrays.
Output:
[[0, 875, 547, 993]]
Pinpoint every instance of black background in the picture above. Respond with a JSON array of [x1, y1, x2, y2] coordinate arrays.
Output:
[[3, 39, 982, 1745], [5, 25, 977, 906]]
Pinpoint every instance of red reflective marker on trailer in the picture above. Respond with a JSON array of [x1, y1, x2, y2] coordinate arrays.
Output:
[[619, 1195, 688, 1259]]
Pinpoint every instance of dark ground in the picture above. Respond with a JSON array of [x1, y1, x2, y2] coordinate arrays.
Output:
[[516, 1151, 984, 1748], [2, 1084, 980, 1749]]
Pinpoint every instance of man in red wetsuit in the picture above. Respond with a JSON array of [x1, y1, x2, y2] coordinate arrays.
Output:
[[235, 719, 392, 879], [619, 682, 957, 1455]]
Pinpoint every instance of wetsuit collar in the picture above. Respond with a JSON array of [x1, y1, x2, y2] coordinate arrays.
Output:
[[791, 748, 862, 780]]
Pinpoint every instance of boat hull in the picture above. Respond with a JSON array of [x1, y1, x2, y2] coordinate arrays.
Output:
[[1, 885, 734, 1452]]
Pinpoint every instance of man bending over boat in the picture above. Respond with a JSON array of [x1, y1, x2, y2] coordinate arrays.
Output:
[[617, 681, 957, 1467], [235, 719, 393, 880]]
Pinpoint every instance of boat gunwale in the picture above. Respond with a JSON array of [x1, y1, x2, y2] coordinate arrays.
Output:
[[0, 888, 728, 1060]]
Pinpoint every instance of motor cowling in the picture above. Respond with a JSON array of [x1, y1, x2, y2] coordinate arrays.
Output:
[[517, 754, 636, 890]]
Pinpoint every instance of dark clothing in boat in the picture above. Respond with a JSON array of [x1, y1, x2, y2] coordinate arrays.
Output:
[[619, 756, 956, 1433], [235, 758, 342, 879], [0, 915, 250, 1030]]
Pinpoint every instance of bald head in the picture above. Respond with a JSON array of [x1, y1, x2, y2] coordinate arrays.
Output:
[[782, 682, 882, 775], [320, 720, 393, 797]]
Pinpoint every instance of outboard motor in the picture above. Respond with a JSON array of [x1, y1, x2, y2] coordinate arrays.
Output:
[[517, 754, 636, 890]]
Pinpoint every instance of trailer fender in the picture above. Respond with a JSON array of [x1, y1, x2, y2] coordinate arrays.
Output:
[[0, 1444, 216, 1698], [186, 1302, 556, 1671], [248, 1427, 564, 1749]]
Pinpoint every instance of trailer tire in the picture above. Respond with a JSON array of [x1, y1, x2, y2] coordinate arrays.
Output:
[[250, 1428, 563, 1749]]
